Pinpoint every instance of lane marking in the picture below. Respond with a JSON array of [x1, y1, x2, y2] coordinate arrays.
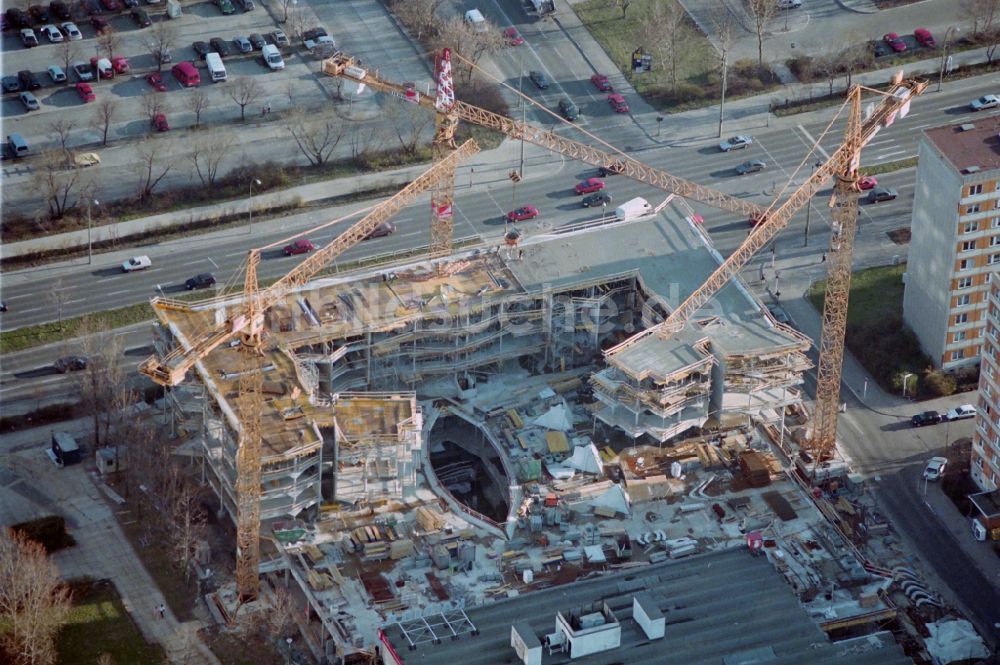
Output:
[[797, 124, 831, 161]]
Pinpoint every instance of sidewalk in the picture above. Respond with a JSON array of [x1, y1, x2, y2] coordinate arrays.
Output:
[[0, 425, 220, 665]]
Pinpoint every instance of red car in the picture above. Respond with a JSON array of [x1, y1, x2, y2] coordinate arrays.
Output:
[[111, 55, 129, 74], [574, 178, 605, 195], [146, 72, 166, 91], [883, 33, 906, 53], [90, 16, 111, 34], [99, 0, 120, 10], [857, 175, 877, 190], [914, 28, 935, 47], [591, 73, 612, 92], [75, 82, 95, 102], [152, 113, 169, 132], [506, 205, 539, 222], [607, 93, 629, 113], [283, 239, 315, 255], [503, 27, 524, 46]]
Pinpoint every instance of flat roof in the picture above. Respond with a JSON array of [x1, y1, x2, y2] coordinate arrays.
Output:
[[924, 117, 1000, 175], [380, 548, 912, 665]]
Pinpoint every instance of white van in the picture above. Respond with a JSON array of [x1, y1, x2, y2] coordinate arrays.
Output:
[[262, 44, 285, 70], [205, 52, 227, 82], [464, 8, 487, 33], [614, 197, 652, 222]]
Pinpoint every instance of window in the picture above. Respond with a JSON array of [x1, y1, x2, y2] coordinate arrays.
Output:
[[954, 349, 965, 360], [960, 259, 975, 270], [959, 276, 973, 288], [991, 254, 1000, 265], [971, 184, 984, 196], [965, 221, 980, 233], [956, 330, 968, 341], [992, 236, 1000, 246], [957, 294, 971, 306], [964, 240, 977, 251], [969, 204, 982, 214], [957, 312, 969, 324]]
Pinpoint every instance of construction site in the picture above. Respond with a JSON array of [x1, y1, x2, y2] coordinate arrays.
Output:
[[134, 51, 993, 665]]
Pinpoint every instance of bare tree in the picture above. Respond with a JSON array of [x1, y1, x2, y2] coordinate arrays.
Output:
[[33, 153, 81, 219], [188, 137, 230, 187], [78, 318, 135, 447], [185, 88, 210, 128], [988, 32, 1000, 62], [140, 91, 167, 123], [382, 101, 433, 156], [638, 0, 688, 90], [97, 31, 121, 60], [710, 2, 737, 137], [432, 18, 505, 84], [55, 41, 79, 83], [135, 140, 172, 201], [387, 0, 446, 40], [264, 584, 297, 639], [97, 654, 114, 665], [745, 0, 778, 66], [91, 99, 118, 146], [0, 529, 72, 665], [961, 0, 1000, 38], [615, 0, 631, 18], [146, 22, 177, 72], [277, 0, 295, 22], [287, 112, 347, 166], [48, 118, 75, 158], [836, 32, 873, 89], [284, 5, 307, 42], [228, 76, 261, 122]]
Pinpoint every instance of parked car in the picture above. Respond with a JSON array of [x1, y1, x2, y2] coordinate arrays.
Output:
[[867, 186, 897, 203], [582, 192, 612, 207], [923, 456, 947, 481], [28, 4, 51, 22], [506, 206, 539, 222], [60, 21, 82, 40], [776, 0, 801, 7], [301, 26, 328, 41], [768, 304, 791, 325], [131, 7, 150, 25], [151, 112, 169, 131], [49, 0, 71, 18], [72, 61, 93, 81], [529, 70, 548, 89], [911, 411, 941, 427], [21, 28, 39, 47], [607, 93, 629, 113], [75, 81, 95, 101], [883, 33, 906, 53], [944, 404, 976, 421], [364, 222, 396, 239], [121, 255, 152, 271], [598, 161, 626, 177], [574, 178, 605, 194], [736, 159, 766, 175], [234, 35, 252, 53], [90, 16, 111, 34], [970, 94, 1000, 111], [248, 33, 266, 50], [719, 135, 753, 151], [590, 73, 612, 91], [558, 98, 579, 121], [90, 56, 113, 78], [40, 23, 63, 42], [503, 26, 524, 45], [270, 29, 289, 47], [54, 355, 88, 372], [283, 239, 315, 255], [192, 41, 211, 59], [238, 0, 254, 10], [2, 76, 21, 93], [99, 0, 121, 10], [110, 55, 129, 73], [47, 65, 66, 82], [857, 175, 877, 190], [216, 0, 235, 14], [209, 37, 231, 57], [185, 273, 216, 289], [146, 71, 166, 90], [914, 28, 935, 47], [18, 70, 41, 90], [5, 8, 30, 29]]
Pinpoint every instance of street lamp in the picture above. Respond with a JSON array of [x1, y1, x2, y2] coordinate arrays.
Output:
[[248, 178, 262, 234], [901, 372, 913, 398], [285, 637, 293, 665], [937, 27, 959, 92], [602, 201, 607, 223], [87, 198, 99, 264]]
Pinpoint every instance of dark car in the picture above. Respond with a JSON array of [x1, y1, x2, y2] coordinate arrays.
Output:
[[49, 1, 71, 19], [5, 8, 30, 28], [736, 159, 766, 175], [529, 70, 548, 89], [131, 7, 150, 26], [598, 161, 625, 177], [192, 41, 211, 59], [911, 411, 941, 427], [90, 16, 111, 33], [99, 0, 121, 10], [867, 186, 898, 203], [54, 355, 88, 372], [185, 273, 216, 290], [18, 70, 41, 90], [558, 98, 579, 121], [123, 0, 139, 6], [28, 4, 51, 23], [248, 33, 266, 50], [581, 192, 612, 207], [302, 26, 327, 41], [364, 222, 396, 239], [209, 37, 231, 57], [3, 75, 23, 92], [283, 239, 315, 255]]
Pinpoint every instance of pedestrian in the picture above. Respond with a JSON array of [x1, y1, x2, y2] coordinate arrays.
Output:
[[821, 252, 826, 263], [266, 103, 272, 114], [518, 249, 524, 260], [158, 604, 165, 619], [261, 106, 266, 118]]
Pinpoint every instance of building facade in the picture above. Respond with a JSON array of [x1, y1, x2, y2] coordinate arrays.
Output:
[[903, 120, 1000, 370], [973, 277, 1000, 491]]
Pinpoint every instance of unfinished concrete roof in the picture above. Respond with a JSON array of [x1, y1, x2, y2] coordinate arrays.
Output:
[[380, 548, 912, 665]]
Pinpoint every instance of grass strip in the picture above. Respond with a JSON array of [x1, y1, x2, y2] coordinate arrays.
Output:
[[859, 156, 918, 176]]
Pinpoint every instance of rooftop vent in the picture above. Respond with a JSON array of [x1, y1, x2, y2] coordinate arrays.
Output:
[[959, 123, 976, 131], [964, 166, 981, 174]]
